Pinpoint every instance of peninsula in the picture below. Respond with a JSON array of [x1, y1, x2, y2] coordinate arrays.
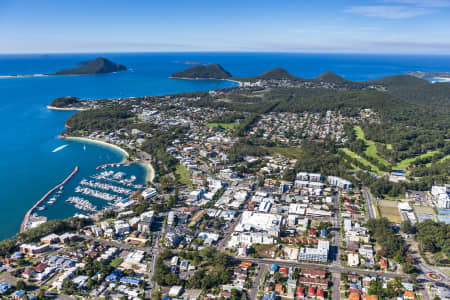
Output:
[[2, 66, 448, 300]]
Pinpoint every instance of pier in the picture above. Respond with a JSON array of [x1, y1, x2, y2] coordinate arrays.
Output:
[[20, 166, 79, 233], [95, 159, 146, 170]]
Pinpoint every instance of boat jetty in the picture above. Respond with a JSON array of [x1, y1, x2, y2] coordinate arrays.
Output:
[[66, 196, 97, 212], [95, 159, 146, 170]]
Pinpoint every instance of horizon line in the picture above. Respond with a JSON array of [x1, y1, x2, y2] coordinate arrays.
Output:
[[1, 50, 450, 56]]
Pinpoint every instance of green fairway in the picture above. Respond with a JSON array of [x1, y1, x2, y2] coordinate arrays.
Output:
[[176, 164, 192, 186], [341, 148, 383, 174], [396, 150, 441, 169], [354, 126, 391, 167], [207, 122, 238, 129]]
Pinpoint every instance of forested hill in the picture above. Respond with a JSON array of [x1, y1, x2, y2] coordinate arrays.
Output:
[[256, 68, 300, 80], [49, 96, 80, 108], [52, 57, 127, 75], [170, 64, 232, 79], [315, 71, 348, 83]]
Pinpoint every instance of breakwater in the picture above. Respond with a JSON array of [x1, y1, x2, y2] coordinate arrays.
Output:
[[20, 166, 79, 233]]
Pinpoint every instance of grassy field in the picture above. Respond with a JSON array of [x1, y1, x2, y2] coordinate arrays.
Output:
[[341, 148, 383, 174], [413, 205, 435, 215], [175, 164, 192, 186], [189, 210, 206, 227], [207, 122, 238, 129], [264, 146, 302, 159], [354, 126, 391, 168], [395, 150, 441, 170], [438, 154, 450, 163], [110, 257, 124, 268], [379, 199, 402, 223]]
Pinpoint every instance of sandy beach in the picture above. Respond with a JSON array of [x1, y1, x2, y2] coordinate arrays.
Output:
[[63, 136, 129, 160], [47, 105, 86, 111], [63, 136, 155, 183], [140, 162, 155, 183], [169, 76, 242, 86]]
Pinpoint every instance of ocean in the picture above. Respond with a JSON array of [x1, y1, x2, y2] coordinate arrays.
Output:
[[1, 52, 450, 240]]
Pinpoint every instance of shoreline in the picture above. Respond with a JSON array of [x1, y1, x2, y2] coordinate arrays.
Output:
[[140, 161, 155, 183], [62, 136, 129, 161], [47, 105, 86, 111], [168, 76, 242, 87], [62, 136, 155, 183]]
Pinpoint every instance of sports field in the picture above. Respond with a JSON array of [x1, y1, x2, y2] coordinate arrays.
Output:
[[379, 199, 402, 223]]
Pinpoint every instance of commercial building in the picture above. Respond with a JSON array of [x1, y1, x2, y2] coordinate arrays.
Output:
[[298, 240, 329, 263]]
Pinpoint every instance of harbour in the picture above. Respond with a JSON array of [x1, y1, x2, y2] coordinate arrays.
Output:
[[20, 166, 79, 233]]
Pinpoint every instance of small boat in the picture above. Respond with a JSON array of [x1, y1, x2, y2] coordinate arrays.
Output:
[[52, 144, 68, 153]]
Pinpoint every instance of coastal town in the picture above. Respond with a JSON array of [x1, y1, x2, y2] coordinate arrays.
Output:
[[0, 68, 449, 300]]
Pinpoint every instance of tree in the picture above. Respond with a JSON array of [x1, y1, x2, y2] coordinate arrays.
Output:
[[37, 288, 47, 300], [16, 279, 26, 290], [151, 289, 162, 300], [401, 220, 416, 234]]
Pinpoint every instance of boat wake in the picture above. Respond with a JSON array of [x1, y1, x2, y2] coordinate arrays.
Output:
[[52, 144, 68, 153]]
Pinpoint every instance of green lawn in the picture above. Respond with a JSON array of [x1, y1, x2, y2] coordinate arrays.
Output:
[[207, 122, 238, 129], [395, 150, 441, 170], [354, 126, 391, 167], [263, 146, 302, 159], [110, 257, 123, 268], [175, 164, 192, 186], [341, 148, 383, 174], [438, 154, 450, 163]]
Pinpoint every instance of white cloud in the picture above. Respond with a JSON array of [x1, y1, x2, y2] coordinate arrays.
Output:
[[378, 0, 450, 7], [345, 5, 431, 19]]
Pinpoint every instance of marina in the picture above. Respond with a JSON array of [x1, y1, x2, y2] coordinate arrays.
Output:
[[20, 166, 79, 232], [66, 196, 97, 212]]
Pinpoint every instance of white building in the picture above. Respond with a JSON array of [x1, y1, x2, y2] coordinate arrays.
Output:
[[327, 176, 353, 190], [114, 220, 130, 235], [298, 240, 329, 263], [234, 211, 282, 237], [348, 252, 360, 267], [228, 232, 275, 248], [289, 204, 306, 215], [142, 188, 158, 200], [431, 185, 450, 209]]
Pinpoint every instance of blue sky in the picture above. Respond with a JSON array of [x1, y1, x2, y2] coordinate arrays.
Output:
[[1, 0, 450, 54]]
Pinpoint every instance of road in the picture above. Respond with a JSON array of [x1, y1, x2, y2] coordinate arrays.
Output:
[[235, 257, 409, 279], [249, 264, 267, 300], [217, 214, 241, 250], [331, 192, 341, 264], [362, 186, 376, 219], [331, 192, 341, 300], [332, 272, 341, 300]]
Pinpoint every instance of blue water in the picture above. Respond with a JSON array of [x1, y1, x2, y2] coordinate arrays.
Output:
[[1, 52, 450, 240]]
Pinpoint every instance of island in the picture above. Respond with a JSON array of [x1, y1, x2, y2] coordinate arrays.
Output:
[[170, 63, 232, 79], [52, 57, 127, 75]]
